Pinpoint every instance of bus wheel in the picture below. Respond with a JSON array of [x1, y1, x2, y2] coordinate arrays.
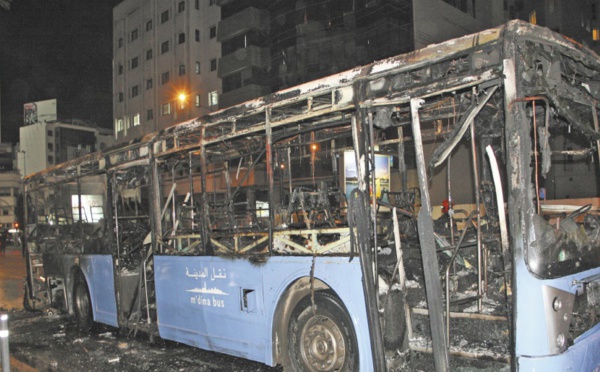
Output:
[[288, 291, 358, 372], [74, 275, 93, 332]]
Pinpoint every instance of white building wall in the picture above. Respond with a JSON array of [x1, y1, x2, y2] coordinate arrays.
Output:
[[19, 123, 48, 176], [0, 171, 22, 231], [113, 0, 221, 143], [19, 121, 115, 177]]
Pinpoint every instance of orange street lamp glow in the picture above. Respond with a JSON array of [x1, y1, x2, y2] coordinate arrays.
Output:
[[178, 93, 187, 109]]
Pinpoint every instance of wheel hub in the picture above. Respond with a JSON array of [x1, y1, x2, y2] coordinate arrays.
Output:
[[300, 315, 345, 371]]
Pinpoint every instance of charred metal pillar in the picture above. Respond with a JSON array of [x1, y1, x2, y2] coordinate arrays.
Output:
[[150, 147, 162, 255], [199, 127, 210, 252], [266, 107, 274, 253], [77, 166, 84, 250], [410, 98, 449, 372], [350, 114, 386, 371], [397, 127, 407, 192]]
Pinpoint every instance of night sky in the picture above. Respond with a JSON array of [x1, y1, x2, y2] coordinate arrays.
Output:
[[0, 0, 121, 144]]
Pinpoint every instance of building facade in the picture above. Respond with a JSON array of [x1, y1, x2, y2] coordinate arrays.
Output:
[[113, 0, 507, 141], [113, 0, 221, 143], [0, 144, 21, 231], [19, 120, 114, 176], [217, 0, 507, 108], [513, 0, 600, 53]]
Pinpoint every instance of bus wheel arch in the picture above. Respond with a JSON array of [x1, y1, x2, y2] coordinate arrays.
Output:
[[273, 277, 357, 371]]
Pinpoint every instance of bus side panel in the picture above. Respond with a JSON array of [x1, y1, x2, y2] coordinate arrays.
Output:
[[79, 254, 118, 327], [155, 256, 268, 363], [154, 256, 373, 370], [515, 263, 600, 370], [518, 323, 600, 371], [263, 256, 373, 370]]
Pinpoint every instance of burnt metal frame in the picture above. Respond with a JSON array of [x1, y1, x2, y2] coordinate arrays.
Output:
[[22, 20, 600, 371]]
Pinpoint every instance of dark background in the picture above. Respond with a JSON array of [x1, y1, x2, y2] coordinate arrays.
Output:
[[0, 0, 121, 144]]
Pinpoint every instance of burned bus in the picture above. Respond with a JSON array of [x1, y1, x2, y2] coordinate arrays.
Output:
[[23, 21, 600, 371]]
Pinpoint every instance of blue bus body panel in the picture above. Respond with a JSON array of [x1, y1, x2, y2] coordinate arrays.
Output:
[[79, 255, 118, 327], [518, 322, 600, 371], [154, 255, 373, 369], [515, 260, 600, 371]]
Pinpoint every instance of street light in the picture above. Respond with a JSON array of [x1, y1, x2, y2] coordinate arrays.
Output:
[[177, 92, 187, 109]]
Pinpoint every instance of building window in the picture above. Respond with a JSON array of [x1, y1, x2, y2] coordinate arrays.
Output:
[[146, 20, 153, 31], [195, 0, 199, 9], [178, 1, 185, 12], [529, 10, 537, 25], [131, 28, 138, 41], [47, 143, 53, 151], [146, 78, 153, 90], [48, 156, 54, 164], [594, 28, 600, 41], [195, 61, 200, 74], [161, 40, 169, 54], [146, 49, 153, 60], [195, 29, 200, 42], [161, 10, 169, 24], [2, 209, 8, 216], [208, 90, 218, 107], [118, 37, 123, 48], [209, 26, 216, 39], [131, 85, 140, 97], [116, 119, 124, 132], [131, 56, 139, 69], [118, 92, 124, 102], [47, 130, 53, 137], [118, 63, 123, 75], [178, 32, 185, 44], [195, 94, 200, 107], [133, 113, 141, 126], [179, 64, 186, 76], [147, 109, 154, 120], [162, 71, 170, 84], [162, 102, 171, 115], [210, 58, 217, 71]]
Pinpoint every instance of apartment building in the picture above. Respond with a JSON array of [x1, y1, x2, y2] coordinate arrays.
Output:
[[513, 0, 600, 53], [217, 0, 506, 108], [113, 0, 221, 142], [0, 144, 21, 231], [19, 119, 114, 176], [113, 0, 506, 140]]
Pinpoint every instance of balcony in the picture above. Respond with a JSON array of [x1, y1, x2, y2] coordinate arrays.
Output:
[[218, 45, 270, 78], [217, 7, 269, 42], [220, 84, 272, 108]]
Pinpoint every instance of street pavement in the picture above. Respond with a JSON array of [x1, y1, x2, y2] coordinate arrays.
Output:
[[0, 247, 25, 311]]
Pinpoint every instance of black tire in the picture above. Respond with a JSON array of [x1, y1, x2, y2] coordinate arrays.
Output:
[[288, 291, 358, 372], [74, 275, 94, 332]]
